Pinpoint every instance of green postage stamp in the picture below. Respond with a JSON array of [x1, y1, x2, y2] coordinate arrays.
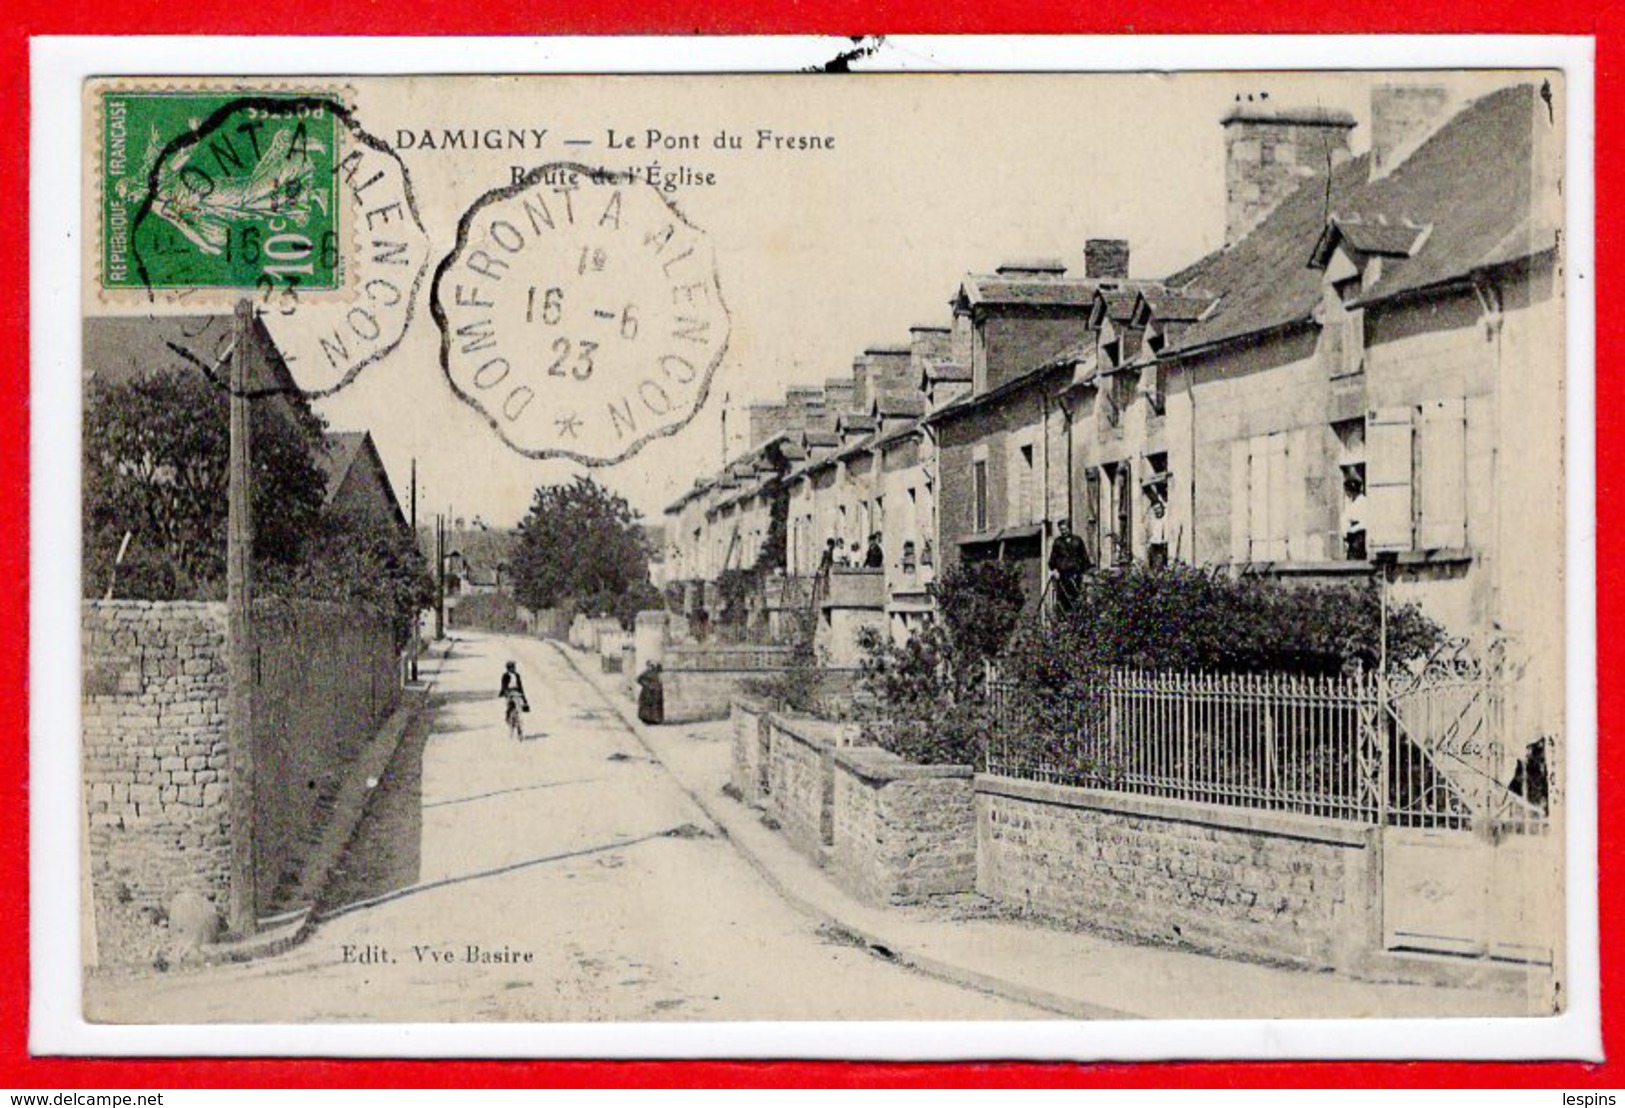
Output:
[[100, 91, 341, 291]]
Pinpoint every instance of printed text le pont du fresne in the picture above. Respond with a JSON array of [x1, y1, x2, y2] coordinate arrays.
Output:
[[392, 124, 837, 192]]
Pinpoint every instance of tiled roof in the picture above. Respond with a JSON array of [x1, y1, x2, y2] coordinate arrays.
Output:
[[875, 391, 927, 419], [838, 413, 877, 434], [83, 313, 301, 395], [871, 418, 926, 450], [1317, 214, 1432, 259], [1090, 287, 1148, 326], [316, 431, 368, 505], [922, 362, 972, 383], [1133, 289, 1219, 326], [1162, 83, 1549, 355], [956, 275, 1104, 310]]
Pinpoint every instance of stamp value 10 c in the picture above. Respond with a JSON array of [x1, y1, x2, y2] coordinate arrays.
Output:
[[102, 91, 341, 292]]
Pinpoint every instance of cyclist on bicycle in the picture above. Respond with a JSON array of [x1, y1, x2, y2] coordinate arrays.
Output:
[[498, 660, 529, 739]]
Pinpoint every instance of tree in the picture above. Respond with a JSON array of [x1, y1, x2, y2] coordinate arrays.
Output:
[[260, 508, 435, 648], [83, 368, 329, 600], [511, 476, 655, 625], [854, 560, 1026, 765]]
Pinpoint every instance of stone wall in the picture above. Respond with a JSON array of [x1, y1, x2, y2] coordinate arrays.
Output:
[[975, 775, 1379, 970], [764, 714, 860, 858], [831, 748, 976, 905], [728, 697, 770, 802], [661, 666, 861, 725], [82, 601, 231, 967], [83, 597, 402, 965], [251, 598, 399, 918]]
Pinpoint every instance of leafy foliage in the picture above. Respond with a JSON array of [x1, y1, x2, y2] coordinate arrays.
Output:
[[854, 561, 1028, 765], [858, 560, 1445, 767], [934, 559, 1026, 669], [260, 507, 434, 648], [83, 369, 329, 600], [511, 476, 656, 627], [1006, 562, 1445, 681], [741, 605, 827, 715]]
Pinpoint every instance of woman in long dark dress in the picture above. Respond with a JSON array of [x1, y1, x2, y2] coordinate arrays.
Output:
[[636, 661, 664, 725]]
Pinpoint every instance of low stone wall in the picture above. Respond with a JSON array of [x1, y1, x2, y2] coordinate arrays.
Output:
[[764, 714, 860, 858], [831, 748, 976, 905], [975, 775, 1380, 970], [728, 697, 771, 803], [662, 668, 775, 724], [82, 601, 231, 968]]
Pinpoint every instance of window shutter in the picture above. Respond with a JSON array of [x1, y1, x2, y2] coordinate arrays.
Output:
[[1084, 471, 1101, 564], [1367, 407, 1415, 553], [1230, 440, 1251, 564], [1418, 396, 1467, 550]]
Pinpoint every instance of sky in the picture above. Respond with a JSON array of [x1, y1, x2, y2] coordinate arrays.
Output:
[[286, 70, 1526, 530]]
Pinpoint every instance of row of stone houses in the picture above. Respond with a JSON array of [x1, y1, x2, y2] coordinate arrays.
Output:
[[664, 81, 1564, 715]]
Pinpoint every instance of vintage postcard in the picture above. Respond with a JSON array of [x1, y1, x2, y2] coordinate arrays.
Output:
[[62, 59, 1584, 1046]]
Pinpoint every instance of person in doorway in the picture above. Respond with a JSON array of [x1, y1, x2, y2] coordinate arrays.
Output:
[[1147, 498, 1169, 570], [864, 532, 884, 569], [1048, 518, 1090, 614], [498, 660, 529, 739]]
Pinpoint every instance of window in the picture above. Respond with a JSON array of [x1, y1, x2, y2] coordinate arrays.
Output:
[[902, 540, 917, 573], [1367, 401, 1467, 554], [1320, 259, 1366, 379], [972, 459, 989, 533]]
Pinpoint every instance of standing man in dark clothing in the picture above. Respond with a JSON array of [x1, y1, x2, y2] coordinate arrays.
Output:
[[1048, 519, 1090, 614], [817, 537, 837, 577], [864, 532, 884, 569]]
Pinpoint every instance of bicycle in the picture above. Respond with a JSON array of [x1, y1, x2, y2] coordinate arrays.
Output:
[[503, 690, 527, 741]]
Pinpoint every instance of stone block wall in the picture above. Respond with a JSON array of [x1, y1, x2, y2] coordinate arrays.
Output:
[[765, 715, 860, 858], [975, 775, 1379, 970], [83, 597, 402, 963], [662, 669, 768, 724], [728, 697, 770, 802], [832, 748, 976, 905], [82, 601, 231, 967]]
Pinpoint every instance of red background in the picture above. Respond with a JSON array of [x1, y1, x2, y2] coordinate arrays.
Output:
[[2, 5, 1614, 1089]]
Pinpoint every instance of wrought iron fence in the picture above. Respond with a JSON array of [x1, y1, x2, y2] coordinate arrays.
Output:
[[983, 663, 1550, 831]]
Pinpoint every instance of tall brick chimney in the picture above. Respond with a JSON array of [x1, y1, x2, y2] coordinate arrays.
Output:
[[1222, 100, 1356, 244], [1370, 83, 1454, 181], [1084, 238, 1130, 280]]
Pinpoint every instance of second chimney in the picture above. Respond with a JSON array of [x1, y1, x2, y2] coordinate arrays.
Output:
[[1370, 83, 1454, 180], [1085, 238, 1131, 280]]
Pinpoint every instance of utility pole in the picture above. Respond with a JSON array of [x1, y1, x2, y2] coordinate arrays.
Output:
[[226, 299, 257, 937], [409, 458, 419, 681], [434, 513, 445, 640]]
